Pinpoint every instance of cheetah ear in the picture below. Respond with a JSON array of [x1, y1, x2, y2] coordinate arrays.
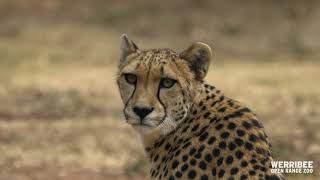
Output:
[[180, 42, 212, 80], [120, 34, 139, 63]]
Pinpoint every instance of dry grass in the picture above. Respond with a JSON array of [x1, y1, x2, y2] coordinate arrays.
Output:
[[0, 1, 320, 178]]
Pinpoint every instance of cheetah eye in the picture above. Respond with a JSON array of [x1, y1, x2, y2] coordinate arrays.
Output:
[[160, 78, 176, 88], [123, 73, 137, 84]]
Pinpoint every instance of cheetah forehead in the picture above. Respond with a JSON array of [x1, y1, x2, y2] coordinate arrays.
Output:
[[121, 48, 193, 79], [138, 48, 178, 64]]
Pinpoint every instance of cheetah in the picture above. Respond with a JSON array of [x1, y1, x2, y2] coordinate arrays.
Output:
[[117, 34, 284, 180]]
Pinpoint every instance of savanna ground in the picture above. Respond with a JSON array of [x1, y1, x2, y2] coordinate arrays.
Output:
[[0, 1, 320, 179]]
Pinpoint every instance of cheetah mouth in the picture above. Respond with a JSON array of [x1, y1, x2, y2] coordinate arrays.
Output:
[[131, 123, 154, 127]]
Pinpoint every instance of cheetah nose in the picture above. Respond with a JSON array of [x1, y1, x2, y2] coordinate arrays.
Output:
[[133, 106, 154, 120]]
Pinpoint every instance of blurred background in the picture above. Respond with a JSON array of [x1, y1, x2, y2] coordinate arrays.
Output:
[[0, 0, 319, 179]]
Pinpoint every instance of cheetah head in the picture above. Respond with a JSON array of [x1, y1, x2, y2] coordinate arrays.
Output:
[[117, 35, 212, 136]]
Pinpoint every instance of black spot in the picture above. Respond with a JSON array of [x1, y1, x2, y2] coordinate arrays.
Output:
[[150, 169, 155, 177], [187, 170, 197, 179], [191, 124, 200, 132], [190, 159, 197, 166], [225, 155, 234, 164], [200, 175, 209, 180], [161, 156, 167, 163], [192, 110, 197, 115], [212, 148, 220, 157], [194, 153, 202, 159], [235, 150, 244, 159], [217, 157, 224, 166], [169, 154, 174, 161], [172, 160, 179, 169], [181, 164, 189, 172], [228, 142, 237, 151], [245, 142, 254, 151], [203, 112, 211, 118], [153, 154, 159, 162], [260, 158, 269, 165], [220, 132, 230, 139], [211, 100, 219, 107], [182, 126, 189, 133], [236, 129, 245, 137], [249, 134, 258, 142], [211, 168, 217, 176], [182, 141, 191, 149], [175, 171, 182, 178], [227, 122, 237, 130], [198, 144, 206, 153], [260, 166, 267, 172], [155, 138, 165, 148], [199, 132, 209, 141], [241, 161, 248, 167], [234, 138, 244, 146], [169, 175, 175, 180], [198, 125, 209, 136], [199, 101, 204, 106], [177, 138, 184, 144], [218, 169, 225, 178], [175, 150, 181, 156], [256, 147, 267, 156], [199, 161, 207, 170], [223, 107, 251, 120], [204, 153, 212, 162], [242, 121, 252, 129], [215, 123, 224, 130], [183, 137, 192, 143], [198, 145, 205, 153], [165, 143, 171, 150], [240, 174, 248, 180], [207, 136, 216, 145], [258, 133, 268, 143], [218, 107, 227, 112], [251, 159, 258, 164], [189, 148, 196, 156], [219, 141, 227, 149], [253, 165, 260, 170], [251, 119, 263, 128], [210, 117, 218, 123], [182, 155, 188, 162], [230, 167, 239, 175], [164, 169, 168, 177], [249, 170, 256, 176]]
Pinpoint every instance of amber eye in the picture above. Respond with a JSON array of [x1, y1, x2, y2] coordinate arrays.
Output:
[[124, 73, 137, 84], [160, 78, 176, 88]]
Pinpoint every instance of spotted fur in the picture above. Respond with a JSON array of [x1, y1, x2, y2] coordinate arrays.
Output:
[[116, 35, 284, 180]]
